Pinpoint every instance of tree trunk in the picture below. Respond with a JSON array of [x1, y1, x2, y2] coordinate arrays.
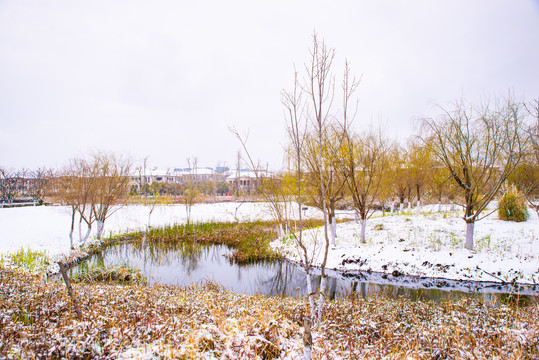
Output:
[[79, 217, 92, 247], [360, 219, 367, 243], [303, 317, 313, 360], [79, 226, 91, 247], [58, 262, 83, 320], [78, 219, 82, 244], [330, 217, 337, 247], [96, 220, 104, 240], [327, 216, 337, 247], [438, 201, 442, 213], [465, 222, 474, 250], [305, 272, 316, 323], [399, 203, 403, 215], [69, 210, 75, 250], [390, 202, 394, 216], [416, 199, 421, 216], [354, 211, 359, 224], [327, 277, 337, 300], [69, 229, 74, 250], [317, 275, 327, 323]]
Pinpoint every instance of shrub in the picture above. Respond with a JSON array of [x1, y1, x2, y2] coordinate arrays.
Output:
[[498, 186, 528, 222]]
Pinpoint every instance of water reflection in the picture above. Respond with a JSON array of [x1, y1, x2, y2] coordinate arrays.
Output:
[[76, 242, 539, 304]]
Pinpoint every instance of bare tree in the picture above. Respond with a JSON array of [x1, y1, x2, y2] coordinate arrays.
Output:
[[234, 151, 242, 197], [422, 96, 527, 250], [56, 152, 131, 248], [90, 152, 132, 240], [133, 156, 150, 195], [134, 159, 174, 229], [0, 167, 17, 205], [184, 157, 199, 224], [57, 158, 96, 249], [27, 168, 51, 204], [281, 68, 319, 328], [233, 33, 360, 359], [145, 191, 173, 230], [233, 68, 317, 358], [300, 33, 363, 324]]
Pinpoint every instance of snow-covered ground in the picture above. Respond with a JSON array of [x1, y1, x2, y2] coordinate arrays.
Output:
[[0, 202, 279, 256], [1, 202, 538, 286], [272, 204, 539, 286]]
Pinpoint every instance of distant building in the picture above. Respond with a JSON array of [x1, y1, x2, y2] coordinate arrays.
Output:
[[129, 164, 273, 196], [226, 169, 269, 195], [129, 167, 178, 193], [174, 167, 225, 183]]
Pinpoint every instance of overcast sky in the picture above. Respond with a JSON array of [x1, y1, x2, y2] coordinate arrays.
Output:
[[1, 0, 538, 171]]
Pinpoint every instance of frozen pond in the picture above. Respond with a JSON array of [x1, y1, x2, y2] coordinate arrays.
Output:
[[74, 241, 539, 304]]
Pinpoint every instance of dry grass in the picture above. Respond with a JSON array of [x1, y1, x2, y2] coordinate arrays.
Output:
[[1, 266, 538, 359], [71, 263, 147, 286]]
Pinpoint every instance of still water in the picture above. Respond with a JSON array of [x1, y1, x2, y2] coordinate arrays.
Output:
[[77, 241, 539, 304]]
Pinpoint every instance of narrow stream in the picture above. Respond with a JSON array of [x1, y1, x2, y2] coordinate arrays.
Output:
[[74, 241, 539, 304]]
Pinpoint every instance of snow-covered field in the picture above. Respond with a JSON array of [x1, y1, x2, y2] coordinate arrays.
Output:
[[0, 202, 278, 256], [1, 202, 538, 286]]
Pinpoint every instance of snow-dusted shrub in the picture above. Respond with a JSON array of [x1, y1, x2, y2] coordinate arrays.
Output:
[[498, 186, 528, 222]]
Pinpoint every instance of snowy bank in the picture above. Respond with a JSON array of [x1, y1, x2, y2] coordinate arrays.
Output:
[[272, 205, 539, 285]]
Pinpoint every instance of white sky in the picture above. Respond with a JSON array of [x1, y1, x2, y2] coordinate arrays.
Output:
[[1, 0, 538, 171]]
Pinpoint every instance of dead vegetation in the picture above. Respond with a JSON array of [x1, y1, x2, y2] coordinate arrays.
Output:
[[1, 266, 538, 359]]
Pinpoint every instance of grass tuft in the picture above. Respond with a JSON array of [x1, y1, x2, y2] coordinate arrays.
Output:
[[7, 247, 50, 273]]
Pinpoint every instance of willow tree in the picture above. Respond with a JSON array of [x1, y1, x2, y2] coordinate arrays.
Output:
[[344, 128, 390, 242], [525, 98, 539, 158], [302, 127, 349, 247], [428, 162, 453, 212], [386, 144, 410, 213], [511, 98, 539, 215], [422, 97, 527, 250], [406, 137, 433, 215]]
